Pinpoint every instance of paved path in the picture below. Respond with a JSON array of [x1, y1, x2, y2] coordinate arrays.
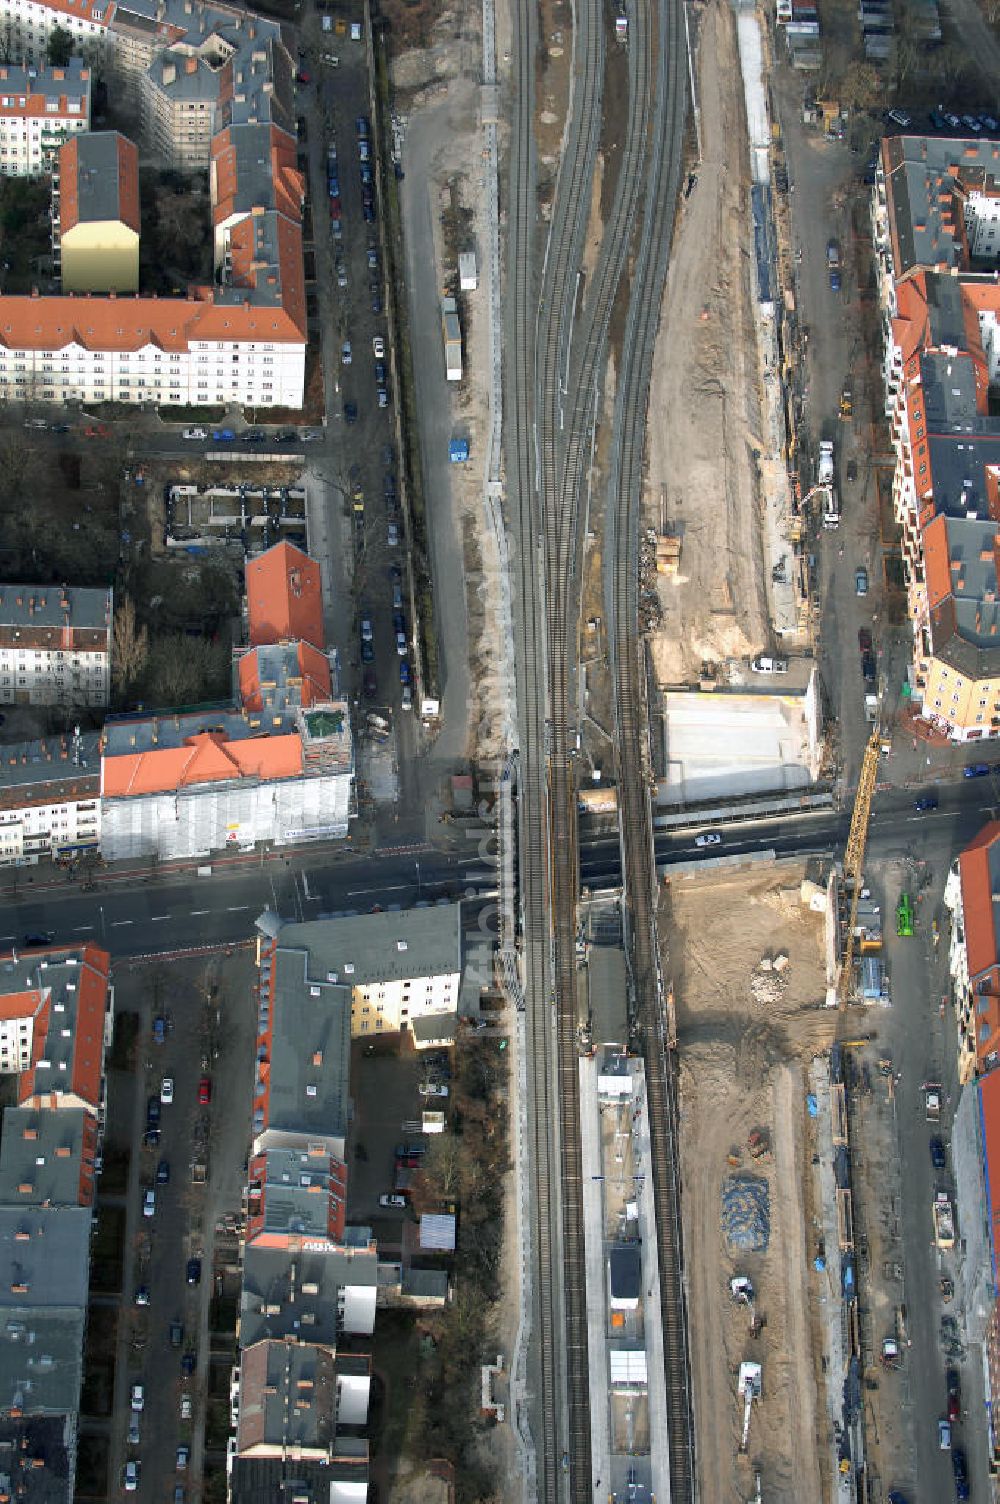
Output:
[[399, 94, 475, 763]]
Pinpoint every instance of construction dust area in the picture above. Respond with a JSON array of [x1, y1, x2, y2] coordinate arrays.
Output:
[[652, 660, 823, 806], [663, 861, 835, 1503], [159, 479, 308, 557], [136, 457, 308, 557], [644, 0, 771, 690]]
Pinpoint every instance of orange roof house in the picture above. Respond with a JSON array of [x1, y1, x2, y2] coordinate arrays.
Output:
[[245, 541, 325, 650], [957, 822, 1000, 980], [239, 641, 332, 714], [102, 728, 304, 797]]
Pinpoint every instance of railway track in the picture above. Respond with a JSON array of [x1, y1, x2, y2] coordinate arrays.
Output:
[[506, 0, 687, 1486], [603, 0, 697, 1496], [503, 0, 564, 1494], [539, 4, 657, 1493]]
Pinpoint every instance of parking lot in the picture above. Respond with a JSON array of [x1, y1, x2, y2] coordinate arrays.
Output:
[[346, 1039, 452, 1228], [99, 951, 257, 1500], [299, 20, 415, 729]]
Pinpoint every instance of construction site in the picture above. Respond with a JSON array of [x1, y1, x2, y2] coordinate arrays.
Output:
[[662, 861, 836, 1502]]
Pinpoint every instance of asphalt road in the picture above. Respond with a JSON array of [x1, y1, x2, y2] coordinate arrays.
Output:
[[3, 775, 997, 961], [0, 840, 499, 958], [105, 949, 259, 1499]]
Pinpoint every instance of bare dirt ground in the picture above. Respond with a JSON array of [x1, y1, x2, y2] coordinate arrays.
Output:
[[663, 863, 836, 1503], [645, 0, 769, 685], [392, 13, 514, 767]]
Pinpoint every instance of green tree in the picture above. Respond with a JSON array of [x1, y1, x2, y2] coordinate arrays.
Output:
[[46, 24, 74, 66]]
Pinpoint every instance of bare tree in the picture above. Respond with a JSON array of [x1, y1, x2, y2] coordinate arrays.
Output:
[[112, 596, 149, 694], [839, 61, 882, 112], [422, 1133, 464, 1198], [0, 433, 35, 506]]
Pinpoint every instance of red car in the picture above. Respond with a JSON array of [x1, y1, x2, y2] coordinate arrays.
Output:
[[947, 1367, 961, 1423], [83, 423, 110, 439], [197, 1077, 211, 1104], [396, 1154, 422, 1169]]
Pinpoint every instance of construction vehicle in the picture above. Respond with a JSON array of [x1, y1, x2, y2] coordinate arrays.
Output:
[[840, 382, 853, 419], [731, 1276, 764, 1337], [837, 728, 882, 1005], [818, 440, 834, 484], [737, 1361, 762, 1454], [881, 1335, 901, 1369], [748, 1128, 771, 1159], [896, 892, 914, 937], [933, 1191, 955, 1249]]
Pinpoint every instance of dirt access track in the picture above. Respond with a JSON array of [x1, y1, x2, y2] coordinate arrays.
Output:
[[645, 0, 769, 684], [662, 863, 835, 1502]]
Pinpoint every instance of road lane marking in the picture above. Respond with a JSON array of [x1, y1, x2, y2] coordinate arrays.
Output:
[[227, 905, 249, 912], [346, 883, 409, 897], [110, 919, 133, 927], [151, 915, 169, 921], [190, 909, 210, 916], [73, 925, 94, 933]]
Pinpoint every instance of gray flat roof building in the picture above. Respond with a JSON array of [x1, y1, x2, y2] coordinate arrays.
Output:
[[0, 585, 111, 636], [239, 1239, 377, 1347], [0, 1415, 73, 1503], [229, 1450, 369, 1504], [253, 942, 352, 1154], [0, 731, 101, 801], [271, 904, 462, 988], [0, 1207, 90, 1416], [0, 1108, 93, 1208], [880, 134, 1000, 278], [236, 1338, 338, 1458]]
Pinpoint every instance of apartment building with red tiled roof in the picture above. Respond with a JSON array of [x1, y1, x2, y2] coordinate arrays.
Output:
[[0, 59, 89, 176], [946, 823, 1000, 1081], [0, 0, 308, 406], [54, 130, 139, 292], [99, 673, 353, 862], [874, 134, 1000, 739]]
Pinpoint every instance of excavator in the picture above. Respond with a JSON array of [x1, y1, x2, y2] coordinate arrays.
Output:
[[737, 1360, 762, 1454], [731, 1276, 764, 1338]]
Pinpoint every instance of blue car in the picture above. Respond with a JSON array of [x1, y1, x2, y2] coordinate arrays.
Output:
[[953, 1446, 970, 1501], [400, 660, 411, 687], [914, 795, 939, 812], [964, 763, 990, 778], [830, 269, 841, 292]]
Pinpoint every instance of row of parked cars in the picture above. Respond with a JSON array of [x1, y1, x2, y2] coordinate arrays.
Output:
[[180, 426, 319, 444], [378, 1055, 451, 1209]]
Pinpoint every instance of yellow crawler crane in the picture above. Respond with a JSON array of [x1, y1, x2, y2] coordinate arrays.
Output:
[[838, 729, 882, 1007]]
